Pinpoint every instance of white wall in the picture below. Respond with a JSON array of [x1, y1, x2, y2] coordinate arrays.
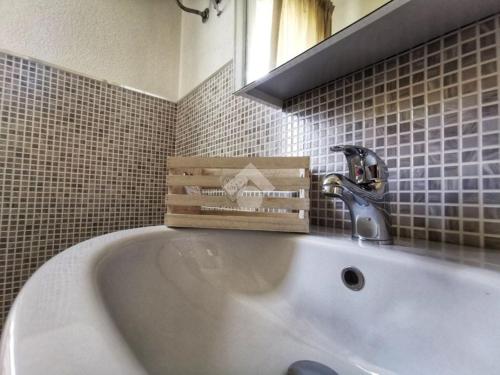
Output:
[[178, 0, 235, 99], [0, 0, 181, 100]]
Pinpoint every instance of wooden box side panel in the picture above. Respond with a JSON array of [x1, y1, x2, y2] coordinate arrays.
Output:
[[165, 157, 310, 233]]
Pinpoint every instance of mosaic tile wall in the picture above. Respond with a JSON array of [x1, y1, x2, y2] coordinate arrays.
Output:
[[177, 14, 500, 250], [0, 52, 176, 325]]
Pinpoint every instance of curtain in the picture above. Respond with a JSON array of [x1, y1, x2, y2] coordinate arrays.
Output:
[[276, 0, 334, 66], [246, 0, 281, 82]]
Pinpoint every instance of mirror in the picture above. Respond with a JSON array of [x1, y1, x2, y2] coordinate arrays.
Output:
[[241, 0, 393, 85]]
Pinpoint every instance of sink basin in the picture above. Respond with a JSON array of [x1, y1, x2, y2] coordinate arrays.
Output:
[[2, 226, 500, 374]]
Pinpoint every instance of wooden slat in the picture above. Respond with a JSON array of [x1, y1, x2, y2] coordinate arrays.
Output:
[[202, 211, 299, 218], [168, 157, 310, 169], [165, 213, 309, 233], [167, 175, 310, 190], [168, 167, 202, 214], [167, 194, 309, 210], [200, 168, 302, 177]]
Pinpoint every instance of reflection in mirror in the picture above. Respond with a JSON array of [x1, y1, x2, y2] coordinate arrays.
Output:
[[245, 0, 392, 84]]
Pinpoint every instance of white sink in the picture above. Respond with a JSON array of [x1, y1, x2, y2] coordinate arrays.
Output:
[[2, 226, 500, 374]]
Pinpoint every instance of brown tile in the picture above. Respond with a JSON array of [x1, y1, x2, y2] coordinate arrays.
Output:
[[0, 51, 176, 328]]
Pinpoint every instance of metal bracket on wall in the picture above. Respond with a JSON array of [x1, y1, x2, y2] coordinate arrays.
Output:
[[213, 0, 223, 17], [176, 0, 223, 23], [176, 0, 209, 23]]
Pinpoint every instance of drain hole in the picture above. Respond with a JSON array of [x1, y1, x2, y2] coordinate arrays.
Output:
[[342, 267, 364, 291], [344, 270, 359, 285], [288, 360, 338, 375]]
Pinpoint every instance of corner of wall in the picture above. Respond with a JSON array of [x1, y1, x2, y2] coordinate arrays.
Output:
[[177, 0, 236, 99]]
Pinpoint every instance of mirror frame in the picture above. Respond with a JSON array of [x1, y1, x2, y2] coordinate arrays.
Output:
[[233, 0, 247, 92]]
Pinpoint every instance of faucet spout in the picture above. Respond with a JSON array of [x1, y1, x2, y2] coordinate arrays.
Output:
[[322, 146, 393, 245]]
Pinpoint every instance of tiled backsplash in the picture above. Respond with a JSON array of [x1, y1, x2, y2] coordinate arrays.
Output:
[[0, 52, 176, 325], [177, 14, 500, 249]]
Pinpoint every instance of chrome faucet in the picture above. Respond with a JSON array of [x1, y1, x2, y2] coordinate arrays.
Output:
[[322, 145, 393, 245]]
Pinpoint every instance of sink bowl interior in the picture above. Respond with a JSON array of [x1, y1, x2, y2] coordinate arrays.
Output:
[[95, 230, 500, 375]]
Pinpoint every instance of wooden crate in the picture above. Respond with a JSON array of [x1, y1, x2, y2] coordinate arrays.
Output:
[[165, 157, 310, 233]]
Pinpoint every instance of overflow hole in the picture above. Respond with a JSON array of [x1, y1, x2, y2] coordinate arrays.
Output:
[[341, 267, 365, 291]]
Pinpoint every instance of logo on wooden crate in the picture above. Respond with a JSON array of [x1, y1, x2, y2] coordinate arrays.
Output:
[[221, 163, 275, 208]]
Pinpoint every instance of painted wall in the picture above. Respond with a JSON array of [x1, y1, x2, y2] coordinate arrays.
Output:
[[0, 0, 181, 100], [178, 0, 235, 98]]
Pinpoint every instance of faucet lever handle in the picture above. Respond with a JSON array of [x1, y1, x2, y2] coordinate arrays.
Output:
[[330, 145, 388, 184]]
